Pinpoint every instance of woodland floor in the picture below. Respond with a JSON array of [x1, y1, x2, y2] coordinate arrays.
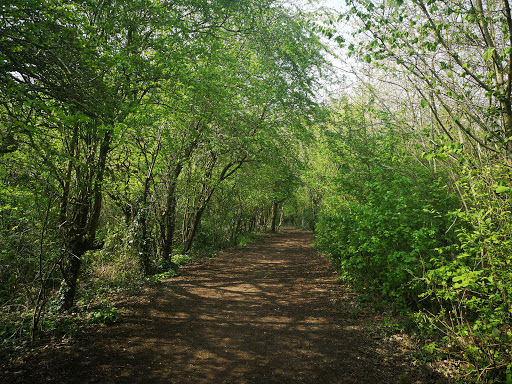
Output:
[[2, 228, 452, 384]]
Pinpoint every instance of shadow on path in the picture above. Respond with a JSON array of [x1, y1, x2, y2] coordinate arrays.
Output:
[[4, 228, 449, 384]]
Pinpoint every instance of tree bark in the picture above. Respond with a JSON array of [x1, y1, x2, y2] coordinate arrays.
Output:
[[59, 238, 87, 311], [271, 198, 286, 233], [183, 204, 208, 253], [59, 128, 112, 311], [161, 162, 182, 261], [137, 141, 160, 275], [270, 200, 279, 233], [161, 138, 197, 259]]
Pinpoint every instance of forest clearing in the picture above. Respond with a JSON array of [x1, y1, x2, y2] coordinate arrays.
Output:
[[1, 0, 512, 382]]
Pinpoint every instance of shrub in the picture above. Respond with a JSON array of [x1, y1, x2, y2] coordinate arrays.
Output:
[[417, 165, 512, 382], [316, 164, 457, 308], [88, 306, 120, 325]]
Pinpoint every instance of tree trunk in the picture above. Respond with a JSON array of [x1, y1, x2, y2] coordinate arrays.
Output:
[[162, 162, 182, 261], [59, 238, 87, 311], [136, 136, 161, 274], [182, 158, 245, 252], [270, 200, 279, 233], [271, 199, 286, 233], [138, 205, 151, 275], [183, 182, 218, 253], [183, 205, 206, 253], [59, 128, 112, 311]]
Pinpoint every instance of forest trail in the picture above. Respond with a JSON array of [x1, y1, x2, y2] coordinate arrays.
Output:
[[5, 229, 447, 384]]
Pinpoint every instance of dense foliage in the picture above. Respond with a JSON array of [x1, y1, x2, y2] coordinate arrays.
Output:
[[314, 105, 459, 307], [0, 0, 327, 344], [310, 0, 512, 381], [2, 0, 512, 382]]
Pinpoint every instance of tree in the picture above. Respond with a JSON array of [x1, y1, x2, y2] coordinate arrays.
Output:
[[0, 0, 243, 309], [343, 0, 512, 164], [310, 2, 512, 379], [0, 1, 330, 338]]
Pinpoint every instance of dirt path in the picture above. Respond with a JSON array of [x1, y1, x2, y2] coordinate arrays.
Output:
[[4, 229, 448, 384]]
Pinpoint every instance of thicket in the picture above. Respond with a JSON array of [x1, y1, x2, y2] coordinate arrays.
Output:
[[312, 0, 512, 380], [3, 0, 511, 381], [315, 129, 458, 307], [0, 0, 327, 350], [313, 94, 512, 383]]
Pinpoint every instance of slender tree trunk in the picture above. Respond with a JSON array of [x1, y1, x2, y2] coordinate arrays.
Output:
[[87, 129, 111, 242], [162, 162, 183, 261], [271, 199, 286, 233], [138, 166, 154, 275], [270, 200, 279, 233], [162, 139, 197, 258], [60, 123, 79, 225], [60, 238, 87, 311], [182, 158, 245, 252], [183, 186, 216, 252], [183, 205, 207, 253], [138, 205, 151, 275], [59, 128, 112, 311], [137, 135, 161, 274], [138, 172, 152, 275]]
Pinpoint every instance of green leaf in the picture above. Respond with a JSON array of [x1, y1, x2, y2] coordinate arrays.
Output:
[[496, 186, 511, 194], [483, 47, 495, 61], [420, 99, 428, 108]]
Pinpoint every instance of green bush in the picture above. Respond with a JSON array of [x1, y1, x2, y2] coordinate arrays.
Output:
[[317, 157, 512, 382], [0, 317, 31, 351], [316, 164, 457, 308], [151, 270, 179, 282], [416, 165, 512, 382], [171, 254, 192, 266]]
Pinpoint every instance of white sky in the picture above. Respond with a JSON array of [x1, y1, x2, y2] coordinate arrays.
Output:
[[321, 0, 345, 11], [312, 0, 358, 99]]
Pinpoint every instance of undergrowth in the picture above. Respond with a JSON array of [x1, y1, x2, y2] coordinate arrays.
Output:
[[0, 229, 268, 362], [315, 142, 512, 383]]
